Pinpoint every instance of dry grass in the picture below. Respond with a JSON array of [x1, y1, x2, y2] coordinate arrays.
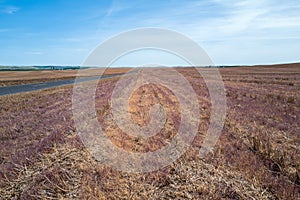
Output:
[[0, 65, 299, 199], [0, 67, 131, 86]]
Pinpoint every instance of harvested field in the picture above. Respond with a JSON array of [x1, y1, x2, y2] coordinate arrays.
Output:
[[0, 64, 299, 199], [0, 68, 131, 86]]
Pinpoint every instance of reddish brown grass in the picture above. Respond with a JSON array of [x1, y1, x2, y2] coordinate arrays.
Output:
[[0, 65, 299, 199], [0, 68, 131, 86]]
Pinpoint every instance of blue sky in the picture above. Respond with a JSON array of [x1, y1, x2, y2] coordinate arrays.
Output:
[[0, 0, 300, 66]]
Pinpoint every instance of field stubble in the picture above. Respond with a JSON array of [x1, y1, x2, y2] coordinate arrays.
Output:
[[0, 65, 299, 199]]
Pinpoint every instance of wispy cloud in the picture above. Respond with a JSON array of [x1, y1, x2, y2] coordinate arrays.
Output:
[[1, 0, 299, 66], [0, 5, 19, 14], [0, 28, 10, 32], [132, 0, 300, 42], [105, 0, 131, 17], [24, 51, 43, 55], [216, 0, 267, 34], [95, 0, 300, 65]]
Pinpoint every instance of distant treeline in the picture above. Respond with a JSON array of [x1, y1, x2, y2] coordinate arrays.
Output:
[[0, 66, 92, 71]]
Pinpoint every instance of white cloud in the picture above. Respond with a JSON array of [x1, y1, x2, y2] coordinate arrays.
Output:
[[105, 0, 132, 17], [0, 6, 19, 14], [25, 51, 44, 55], [77, 0, 300, 65], [217, 1, 267, 33], [11, 0, 297, 66], [214, 0, 300, 32]]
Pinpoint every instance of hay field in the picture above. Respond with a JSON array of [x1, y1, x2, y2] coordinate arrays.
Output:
[[0, 64, 299, 199]]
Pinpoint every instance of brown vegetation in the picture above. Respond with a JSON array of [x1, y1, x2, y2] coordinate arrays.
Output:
[[0, 64, 299, 199], [0, 68, 131, 86]]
